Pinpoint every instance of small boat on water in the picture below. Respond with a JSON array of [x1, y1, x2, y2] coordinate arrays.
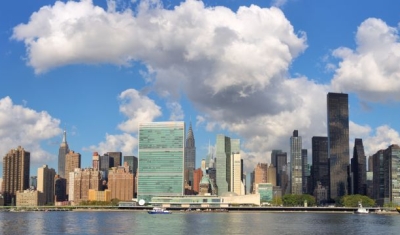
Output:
[[355, 201, 369, 214], [148, 207, 172, 214], [396, 207, 400, 213]]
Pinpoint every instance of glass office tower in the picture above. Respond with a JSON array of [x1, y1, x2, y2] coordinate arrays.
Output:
[[137, 122, 185, 203], [327, 92, 349, 199]]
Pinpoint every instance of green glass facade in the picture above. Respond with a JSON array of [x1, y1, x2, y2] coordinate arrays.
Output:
[[137, 122, 185, 203], [258, 183, 273, 203]]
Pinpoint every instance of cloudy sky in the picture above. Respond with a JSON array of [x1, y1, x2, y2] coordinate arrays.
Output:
[[1, 0, 400, 175]]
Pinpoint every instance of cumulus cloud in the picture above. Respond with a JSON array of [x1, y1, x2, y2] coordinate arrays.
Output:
[[167, 101, 184, 121], [84, 133, 138, 156], [331, 18, 400, 102], [0, 96, 62, 164], [117, 88, 162, 133], [350, 121, 400, 156]]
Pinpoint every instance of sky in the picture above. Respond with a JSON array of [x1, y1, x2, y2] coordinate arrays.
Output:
[[1, 0, 400, 176]]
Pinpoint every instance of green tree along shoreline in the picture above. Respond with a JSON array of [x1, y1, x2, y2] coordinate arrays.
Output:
[[338, 195, 375, 207], [282, 194, 316, 207]]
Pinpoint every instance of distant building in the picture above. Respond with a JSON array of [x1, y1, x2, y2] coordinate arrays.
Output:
[[107, 152, 122, 168], [65, 150, 81, 195], [16, 189, 45, 207], [231, 143, 243, 195], [314, 181, 328, 205], [30, 176, 37, 190], [108, 163, 134, 201], [92, 152, 100, 171], [123, 156, 138, 174], [290, 130, 302, 195], [184, 122, 196, 190], [2, 146, 30, 205], [372, 150, 384, 204], [327, 92, 349, 199], [383, 145, 400, 205], [88, 189, 111, 202], [271, 150, 282, 170], [192, 168, 203, 194], [312, 137, 329, 194], [100, 154, 110, 180], [71, 168, 101, 205], [258, 183, 273, 203], [215, 134, 240, 196], [58, 130, 69, 178], [351, 138, 367, 195], [276, 152, 287, 188], [54, 175, 67, 202], [137, 122, 185, 203], [253, 163, 268, 194], [37, 165, 56, 205], [267, 164, 276, 186]]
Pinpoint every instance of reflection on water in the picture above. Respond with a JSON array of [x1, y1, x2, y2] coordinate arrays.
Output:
[[0, 211, 400, 235]]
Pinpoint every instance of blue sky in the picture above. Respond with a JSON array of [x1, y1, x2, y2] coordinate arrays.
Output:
[[1, 0, 400, 176]]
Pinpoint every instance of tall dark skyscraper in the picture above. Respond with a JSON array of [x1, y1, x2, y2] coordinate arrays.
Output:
[[107, 152, 122, 167], [58, 130, 69, 178], [276, 152, 287, 188], [351, 138, 366, 195], [184, 122, 196, 188], [290, 130, 302, 195], [311, 137, 329, 193], [271, 150, 282, 168], [327, 92, 349, 199]]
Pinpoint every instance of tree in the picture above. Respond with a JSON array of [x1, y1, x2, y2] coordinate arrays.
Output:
[[339, 195, 375, 207]]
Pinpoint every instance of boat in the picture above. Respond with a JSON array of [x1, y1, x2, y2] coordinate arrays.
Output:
[[355, 201, 369, 214], [148, 207, 172, 214], [396, 207, 400, 213]]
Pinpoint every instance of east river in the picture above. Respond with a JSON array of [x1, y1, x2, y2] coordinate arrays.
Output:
[[1, 210, 399, 234]]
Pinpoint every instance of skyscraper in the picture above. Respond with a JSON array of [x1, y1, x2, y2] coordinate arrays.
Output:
[[108, 163, 134, 201], [65, 150, 81, 195], [253, 163, 268, 194], [123, 156, 138, 174], [215, 134, 240, 196], [311, 137, 329, 194], [2, 146, 30, 205], [37, 165, 56, 205], [100, 154, 110, 180], [108, 152, 122, 167], [301, 149, 308, 194], [351, 138, 367, 195], [58, 130, 69, 178], [271, 150, 282, 169], [276, 152, 287, 187], [327, 92, 349, 199], [137, 122, 185, 203], [92, 152, 100, 171], [290, 130, 302, 195], [184, 122, 196, 189]]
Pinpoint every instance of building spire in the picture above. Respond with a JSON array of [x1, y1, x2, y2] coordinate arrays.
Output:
[[62, 130, 67, 143]]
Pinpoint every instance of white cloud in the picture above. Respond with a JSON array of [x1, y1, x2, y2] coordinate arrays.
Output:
[[0, 96, 62, 164], [271, 0, 288, 8], [331, 18, 400, 102], [166, 101, 184, 121], [350, 121, 400, 156], [117, 88, 162, 133], [84, 133, 138, 156]]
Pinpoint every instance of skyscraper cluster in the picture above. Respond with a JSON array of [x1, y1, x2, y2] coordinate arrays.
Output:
[[1, 92, 399, 207]]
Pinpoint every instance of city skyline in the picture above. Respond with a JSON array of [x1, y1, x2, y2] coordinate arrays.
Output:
[[1, 0, 400, 176]]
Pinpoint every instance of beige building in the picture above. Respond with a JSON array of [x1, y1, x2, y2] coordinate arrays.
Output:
[[108, 163, 134, 201], [65, 150, 81, 194], [253, 163, 268, 194], [71, 168, 101, 204], [2, 146, 30, 205], [231, 153, 243, 195], [267, 164, 277, 186], [37, 165, 56, 205], [88, 189, 111, 202], [16, 189, 45, 207]]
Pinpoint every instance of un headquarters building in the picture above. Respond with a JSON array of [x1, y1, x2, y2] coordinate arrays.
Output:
[[137, 122, 185, 203]]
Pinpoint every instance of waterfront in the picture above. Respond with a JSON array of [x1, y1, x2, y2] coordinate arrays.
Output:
[[0, 211, 399, 235]]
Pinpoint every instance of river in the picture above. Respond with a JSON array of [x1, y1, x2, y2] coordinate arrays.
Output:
[[0, 211, 399, 234]]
